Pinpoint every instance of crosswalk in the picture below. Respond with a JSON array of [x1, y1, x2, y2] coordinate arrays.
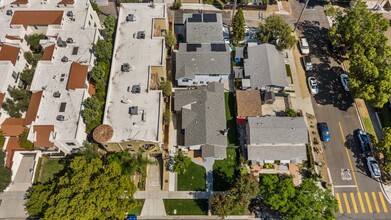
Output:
[[335, 192, 388, 214]]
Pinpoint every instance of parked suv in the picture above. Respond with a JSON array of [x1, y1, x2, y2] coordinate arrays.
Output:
[[355, 129, 373, 155], [299, 38, 310, 55]]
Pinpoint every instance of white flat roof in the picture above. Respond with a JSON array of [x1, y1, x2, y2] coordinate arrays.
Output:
[[0, 62, 13, 93], [103, 3, 166, 143]]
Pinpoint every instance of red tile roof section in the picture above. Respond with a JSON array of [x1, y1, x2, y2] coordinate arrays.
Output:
[[5, 137, 24, 169], [24, 91, 43, 126], [42, 44, 55, 61], [0, 93, 5, 108], [11, 11, 64, 28], [67, 62, 88, 90], [58, 0, 74, 4], [33, 125, 54, 148], [5, 35, 22, 41], [0, 44, 20, 65], [11, 0, 28, 4], [1, 118, 25, 136]]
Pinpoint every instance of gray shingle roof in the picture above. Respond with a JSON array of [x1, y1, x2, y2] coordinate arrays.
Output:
[[247, 116, 308, 145], [185, 13, 223, 43], [244, 44, 290, 89], [175, 43, 231, 80], [174, 82, 227, 149], [202, 144, 227, 159], [247, 144, 306, 162]]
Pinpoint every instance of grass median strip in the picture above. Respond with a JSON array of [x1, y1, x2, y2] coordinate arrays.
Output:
[[164, 199, 208, 215]]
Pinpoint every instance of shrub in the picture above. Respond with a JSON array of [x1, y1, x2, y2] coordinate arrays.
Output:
[[173, 0, 182, 10], [285, 108, 297, 117]]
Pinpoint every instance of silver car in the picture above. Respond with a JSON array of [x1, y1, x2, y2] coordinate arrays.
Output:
[[302, 56, 313, 71], [367, 156, 381, 179], [307, 76, 319, 95]]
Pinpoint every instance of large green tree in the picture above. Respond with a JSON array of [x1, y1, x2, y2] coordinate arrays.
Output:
[[0, 151, 11, 193], [165, 30, 177, 48], [90, 66, 106, 84], [104, 16, 117, 41], [211, 192, 235, 219], [20, 68, 35, 85], [93, 39, 113, 62], [258, 15, 296, 49], [375, 127, 391, 173], [26, 34, 45, 54], [173, 150, 191, 174], [26, 156, 138, 219], [232, 9, 245, 44], [107, 152, 153, 176], [2, 89, 31, 118]]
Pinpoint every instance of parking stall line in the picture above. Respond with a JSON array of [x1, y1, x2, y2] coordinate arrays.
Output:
[[350, 192, 358, 213], [343, 193, 351, 214], [372, 192, 381, 213], [357, 192, 366, 213], [335, 193, 343, 214], [364, 192, 373, 213], [378, 192, 388, 213]]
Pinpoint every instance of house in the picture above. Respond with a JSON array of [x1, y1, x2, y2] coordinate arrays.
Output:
[[185, 13, 224, 43], [174, 82, 227, 159], [101, 3, 167, 154], [175, 43, 231, 86], [246, 116, 308, 165], [244, 44, 291, 91]]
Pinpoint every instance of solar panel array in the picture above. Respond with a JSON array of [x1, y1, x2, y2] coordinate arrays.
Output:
[[211, 44, 226, 52], [186, 44, 202, 52]]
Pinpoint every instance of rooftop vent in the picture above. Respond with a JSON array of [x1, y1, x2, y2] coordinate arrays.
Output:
[[61, 56, 68, 62], [129, 106, 139, 115], [66, 38, 74, 43], [67, 11, 74, 17], [137, 31, 146, 39], [57, 37, 67, 47], [121, 63, 130, 72], [6, 10, 13, 16], [126, 14, 136, 22], [56, 115, 65, 121], [53, 91, 61, 98], [131, 85, 141, 93]]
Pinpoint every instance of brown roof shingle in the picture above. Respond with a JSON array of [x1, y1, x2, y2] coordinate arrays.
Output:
[[67, 62, 88, 90], [41, 44, 55, 61], [11, 0, 28, 4], [11, 11, 63, 28], [1, 118, 25, 137], [24, 91, 43, 126], [33, 125, 54, 148], [0, 44, 20, 65], [58, 0, 75, 4], [236, 90, 262, 117], [5, 137, 24, 169], [0, 93, 5, 108], [5, 35, 22, 41]]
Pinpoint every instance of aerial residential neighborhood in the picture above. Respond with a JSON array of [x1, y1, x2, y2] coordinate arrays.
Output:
[[0, 0, 391, 219]]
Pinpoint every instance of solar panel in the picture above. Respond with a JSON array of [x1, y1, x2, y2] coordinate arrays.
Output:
[[188, 14, 202, 22], [211, 44, 226, 52], [59, 102, 67, 112], [186, 44, 202, 52], [203, 14, 217, 22]]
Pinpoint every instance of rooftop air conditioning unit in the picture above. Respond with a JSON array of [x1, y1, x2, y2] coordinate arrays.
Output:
[[131, 85, 141, 93], [57, 37, 67, 47], [56, 115, 65, 121], [66, 38, 74, 43], [67, 11, 74, 17], [121, 63, 130, 72], [53, 91, 61, 98], [137, 31, 146, 39], [6, 10, 12, 16], [61, 56, 69, 62], [129, 106, 139, 115], [126, 14, 136, 22]]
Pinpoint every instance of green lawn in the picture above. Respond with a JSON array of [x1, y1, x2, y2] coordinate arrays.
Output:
[[164, 199, 208, 215], [177, 162, 206, 191], [213, 149, 237, 191], [128, 199, 145, 216], [363, 117, 377, 141], [225, 93, 239, 146], [38, 159, 65, 183]]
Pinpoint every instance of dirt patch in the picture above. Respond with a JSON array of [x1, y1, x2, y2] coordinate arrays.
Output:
[[293, 45, 310, 99], [355, 98, 370, 118]]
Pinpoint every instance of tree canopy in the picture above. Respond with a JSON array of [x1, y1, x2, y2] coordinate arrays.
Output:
[[104, 16, 117, 41], [232, 9, 245, 44], [26, 34, 45, 54], [258, 15, 296, 49], [93, 39, 113, 62], [375, 127, 391, 174], [165, 31, 177, 48], [26, 156, 138, 219], [2, 89, 31, 118], [90, 66, 107, 84], [20, 68, 35, 85], [107, 151, 153, 176], [173, 150, 191, 174], [0, 151, 11, 193], [19, 128, 34, 150]]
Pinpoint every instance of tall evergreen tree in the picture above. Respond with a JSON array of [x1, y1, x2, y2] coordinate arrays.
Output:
[[232, 9, 245, 44]]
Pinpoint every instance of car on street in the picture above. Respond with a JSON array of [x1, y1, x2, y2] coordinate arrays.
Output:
[[355, 129, 373, 155], [318, 122, 330, 142], [367, 156, 381, 179], [299, 38, 310, 55], [307, 76, 319, 94], [340, 73, 349, 91], [301, 56, 313, 71]]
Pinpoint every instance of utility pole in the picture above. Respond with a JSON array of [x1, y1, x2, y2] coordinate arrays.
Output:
[[293, 0, 310, 32]]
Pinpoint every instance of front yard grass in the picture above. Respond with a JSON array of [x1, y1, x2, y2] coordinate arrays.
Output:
[[225, 92, 239, 146], [128, 199, 145, 216], [38, 158, 65, 183], [164, 199, 208, 215], [363, 117, 377, 141], [177, 162, 206, 191], [213, 149, 237, 191]]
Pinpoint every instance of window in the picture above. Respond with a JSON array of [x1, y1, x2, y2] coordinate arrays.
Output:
[[90, 14, 93, 19], [12, 71, 18, 81], [7, 85, 13, 92], [182, 79, 189, 82], [66, 142, 76, 146], [88, 21, 91, 26], [17, 55, 20, 61], [200, 81, 204, 84], [34, 26, 38, 30], [94, 23, 97, 28], [209, 74, 219, 77]]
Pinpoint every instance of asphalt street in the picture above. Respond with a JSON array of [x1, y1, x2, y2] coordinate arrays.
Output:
[[287, 0, 391, 219]]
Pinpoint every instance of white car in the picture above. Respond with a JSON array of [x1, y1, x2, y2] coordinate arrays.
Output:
[[367, 156, 381, 179], [340, 73, 349, 91], [299, 38, 310, 55], [307, 77, 319, 94]]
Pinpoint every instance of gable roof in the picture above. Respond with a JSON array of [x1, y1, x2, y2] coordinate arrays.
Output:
[[202, 144, 226, 159], [0, 44, 20, 65], [247, 144, 307, 162], [24, 91, 43, 126], [247, 116, 308, 145], [185, 13, 223, 43], [244, 44, 289, 89], [33, 125, 54, 148], [5, 137, 24, 169], [174, 82, 227, 148], [236, 90, 262, 117], [1, 118, 25, 136], [41, 44, 55, 61], [11, 11, 63, 28], [67, 62, 88, 90]]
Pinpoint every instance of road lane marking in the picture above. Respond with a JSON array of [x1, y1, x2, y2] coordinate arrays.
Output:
[[378, 192, 388, 213], [357, 192, 366, 213], [364, 192, 373, 213], [334, 185, 357, 188], [343, 193, 351, 214], [338, 121, 359, 192], [350, 192, 358, 213], [372, 192, 381, 213], [336, 193, 343, 214]]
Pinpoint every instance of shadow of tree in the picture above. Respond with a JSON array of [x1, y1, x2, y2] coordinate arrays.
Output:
[[213, 166, 234, 191]]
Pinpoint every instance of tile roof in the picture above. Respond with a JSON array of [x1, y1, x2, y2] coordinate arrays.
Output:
[[24, 91, 43, 126], [5, 137, 24, 169], [0, 44, 20, 65], [58, 0, 75, 4], [67, 62, 88, 90], [5, 35, 22, 41], [1, 118, 25, 136], [236, 90, 262, 117], [33, 125, 54, 148], [11, 11, 64, 28], [0, 93, 5, 108], [11, 0, 28, 4], [41, 44, 55, 61]]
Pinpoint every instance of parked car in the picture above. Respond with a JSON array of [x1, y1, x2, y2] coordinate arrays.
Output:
[[307, 76, 319, 94], [355, 129, 373, 155], [301, 56, 313, 71], [299, 38, 310, 55], [367, 156, 381, 179], [318, 122, 330, 142], [168, 156, 175, 171], [340, 74, 349, 91]]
